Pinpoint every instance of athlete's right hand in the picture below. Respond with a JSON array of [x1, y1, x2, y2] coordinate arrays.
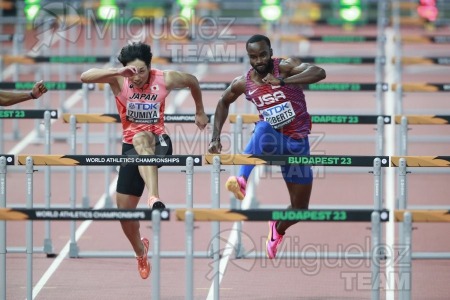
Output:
[[208, 140, 222, 154], [117, 66, 138, 77]]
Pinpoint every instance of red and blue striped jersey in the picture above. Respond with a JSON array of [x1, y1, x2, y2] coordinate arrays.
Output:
[[244, 58, 311, 139]]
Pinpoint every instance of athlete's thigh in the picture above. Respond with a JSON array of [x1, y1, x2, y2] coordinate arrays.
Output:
[[243, 121, 283, 155], [281, 136, 313, 184], [116, 143, 145, 197]]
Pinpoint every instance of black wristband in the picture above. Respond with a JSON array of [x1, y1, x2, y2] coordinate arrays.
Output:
[[29, 92, 37, 99], [277, 77, 285, 86]]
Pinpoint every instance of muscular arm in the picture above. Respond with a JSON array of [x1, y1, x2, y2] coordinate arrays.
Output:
[[0, 80, 47, 106], [0, 90, 34, 106], [208, 76, 246, 153], [165, 70, 205, 113], [165, 70, 209, 130], [278, 57, 326, 85], [80, 67, 125, 95]]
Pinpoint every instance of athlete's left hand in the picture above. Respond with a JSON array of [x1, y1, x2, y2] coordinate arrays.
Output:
[[262, 73, 282, 86], [195, 111, 209, 130]]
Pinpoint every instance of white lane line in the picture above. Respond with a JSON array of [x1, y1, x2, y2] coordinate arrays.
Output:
[[31, 176, 118, 299], [206, 179, 254, 300], [206, 222, 239, 300]]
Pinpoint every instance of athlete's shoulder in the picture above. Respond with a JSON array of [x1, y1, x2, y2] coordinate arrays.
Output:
[[229, 75, 246, 94], [279, 57, 301, 67], [151, 68, 164, 76]]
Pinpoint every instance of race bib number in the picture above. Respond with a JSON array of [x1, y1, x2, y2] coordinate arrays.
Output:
[[126, 101, 160, 124], [261, 101, 296, 129]]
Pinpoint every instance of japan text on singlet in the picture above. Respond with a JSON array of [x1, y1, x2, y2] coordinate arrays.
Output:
[[115, 69, 169, 143], [245, 58, 311, 139]]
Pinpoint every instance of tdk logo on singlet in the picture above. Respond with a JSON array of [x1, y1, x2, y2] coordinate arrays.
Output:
[[262, 103, 291, 116], [129, 93, 158, 101], [251, 91, 286, 107], [128, 103, 159, 110]]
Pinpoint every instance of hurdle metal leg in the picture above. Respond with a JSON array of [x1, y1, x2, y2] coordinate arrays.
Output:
[[0, 119, 3, 154], [152, 210, 161, 300], [371, 211, 381, 300], [211, 156, 221, 300], [233, 115, 245, 258], [376, 116, 385, 156], [375, 0, 387, 115], [209, 155, 220, 258], [0, 157, 6, 300], [373, 158, 383, 210], [82, 84, 91, 208], [185, 210, 194, 300], [398, 158, 407, 210], [103, 85, 113, 209], [26, 157, 34, 300], [185, 157, 194, 208], [400, 212, 412, 300], [399, 117, 408, 156], [43, 111, 54, 255], [69, 116, 79, 257]]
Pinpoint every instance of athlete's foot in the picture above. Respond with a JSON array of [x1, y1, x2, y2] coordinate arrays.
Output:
[[136, 237, 151, 279], [225, 176, 247, 200], [266, 221, 284, 259]]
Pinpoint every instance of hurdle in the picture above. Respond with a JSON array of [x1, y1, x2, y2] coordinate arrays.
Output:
[[7, 53, 447, 66], [0, 54, 400, 65], [1, 80, 390, 93], [17, 154, 201, 259], [229, 114, 391, 156], [401, 35, 450, 44], [394, 210, 450, 300], [179, 207, 389, 300], [0, 110, 58, 256], [392, 157, 450, 299], [0, 199, 169, 300], [0, 81, 91, 91], [394, 116, 450, 156], [392, 83, 450, 93], [204, 154, 389, 268], [0, 109, 57, 153], [61, 113, 213, 208], [196, 82, 387, 92], [392, 156, 450, 209]]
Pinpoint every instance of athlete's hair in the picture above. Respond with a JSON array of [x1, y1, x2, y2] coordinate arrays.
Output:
[[246, 34, 271, 49], [118, 42, 153, 67]]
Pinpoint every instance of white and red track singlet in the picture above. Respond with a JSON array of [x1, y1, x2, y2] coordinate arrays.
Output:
[[245, 58, 311, 139], [115, 69, 169, 143]]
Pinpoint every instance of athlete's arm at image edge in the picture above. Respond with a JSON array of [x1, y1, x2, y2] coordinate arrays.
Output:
[[212, 77, 245, 138]]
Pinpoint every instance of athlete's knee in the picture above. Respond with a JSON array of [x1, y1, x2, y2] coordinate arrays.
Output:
[[116, 193, 139, 209]]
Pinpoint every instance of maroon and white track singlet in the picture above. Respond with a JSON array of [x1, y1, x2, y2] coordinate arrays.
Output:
[[245, 58, 311, 139]]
